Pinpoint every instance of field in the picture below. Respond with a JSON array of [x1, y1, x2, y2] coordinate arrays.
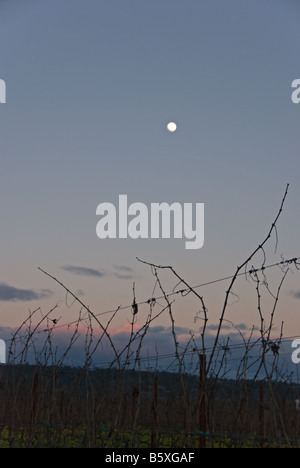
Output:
[[0, 363, 300, 448], [1, 186, 300, 449]]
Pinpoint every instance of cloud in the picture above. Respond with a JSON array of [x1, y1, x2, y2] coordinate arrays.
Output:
[[0, 320, 289, 379], [60, 264, 135, 281], [61, 265, 105, 278], [292, 291, 300, 299], [108, 322, 141, 336], [0, 283, 52, 302], [113, 265, 135, 280], [206, 322, 250, 332], [113, 265, 134, 272], [114, 273, 135, 280], [206, 323, 232, 331]]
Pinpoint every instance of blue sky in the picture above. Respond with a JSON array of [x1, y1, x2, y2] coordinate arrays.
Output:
[[0, 0, 300, 371]]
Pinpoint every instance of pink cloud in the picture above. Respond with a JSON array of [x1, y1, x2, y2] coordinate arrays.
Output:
[[108, 322, 141, 336]]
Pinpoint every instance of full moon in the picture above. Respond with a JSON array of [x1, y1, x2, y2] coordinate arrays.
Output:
[[166, 122, 177, 132]]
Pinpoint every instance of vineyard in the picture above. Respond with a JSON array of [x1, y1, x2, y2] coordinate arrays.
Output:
[[0, 184, 300, 448]]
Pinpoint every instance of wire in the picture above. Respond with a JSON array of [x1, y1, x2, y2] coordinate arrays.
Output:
[[3, 256, 299, 348], [66, 255, 300, 320], [95, 256, 300, 316], [91, 334, 300, 368]]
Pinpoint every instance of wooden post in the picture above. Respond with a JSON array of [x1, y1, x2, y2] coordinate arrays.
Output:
[[29, 370, 39, 447], [31, 370, 39, 424], [131, 385, 139, 426], [199, 354, 207, 448], [59, 389, 64, 420], [281, 395, 287, 433], [151, 375, 158, 448], [259, 383, 265, 448], [210, 391, 215, 434]]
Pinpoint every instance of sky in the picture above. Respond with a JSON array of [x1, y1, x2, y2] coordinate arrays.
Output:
[[0, 0, 300, 375]]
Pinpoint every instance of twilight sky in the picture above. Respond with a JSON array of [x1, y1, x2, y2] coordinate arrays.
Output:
[[0, 0, 300, 371]]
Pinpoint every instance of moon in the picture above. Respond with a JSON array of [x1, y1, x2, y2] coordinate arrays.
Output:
[[166, 122, 177, 132]]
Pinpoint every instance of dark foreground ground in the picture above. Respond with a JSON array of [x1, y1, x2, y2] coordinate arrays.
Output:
[[0, 364, 300, 447]]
